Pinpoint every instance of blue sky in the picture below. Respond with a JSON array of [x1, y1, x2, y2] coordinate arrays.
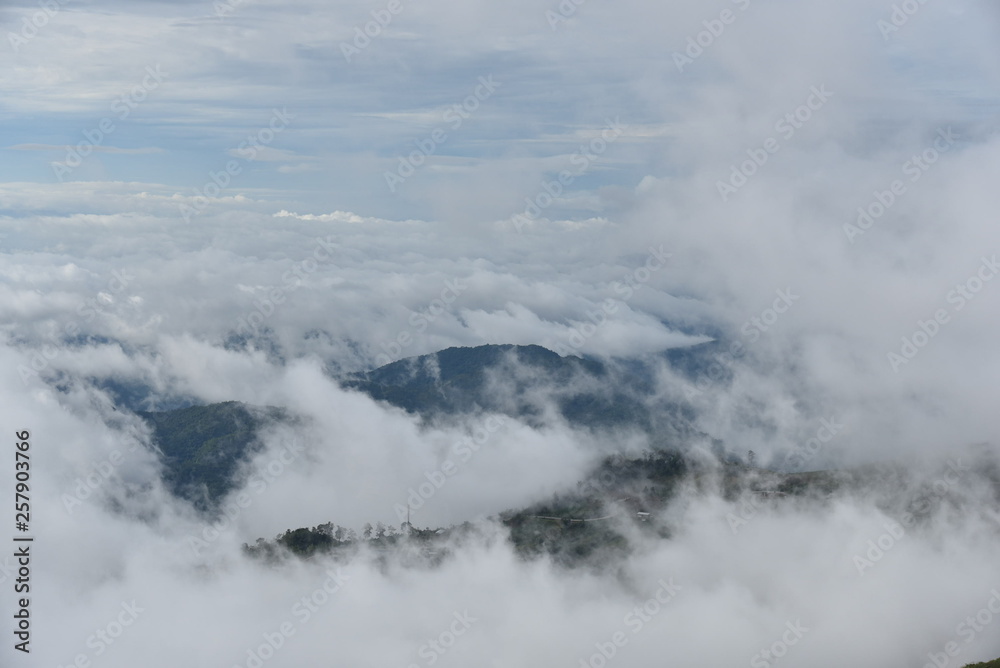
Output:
[[2, 0, 994, 224], [1, 0, 999, 449], [3, 4, 1000, 666], [2, 0, 674, 220]]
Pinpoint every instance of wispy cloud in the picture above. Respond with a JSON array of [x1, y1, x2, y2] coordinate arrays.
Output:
[[8, 143, 164, 154]]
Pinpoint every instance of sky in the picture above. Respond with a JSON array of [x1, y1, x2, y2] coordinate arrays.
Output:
[[2, 0, 1000, 666]]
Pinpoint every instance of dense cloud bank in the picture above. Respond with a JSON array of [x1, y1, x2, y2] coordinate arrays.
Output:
[[2, 0, 999, 665], [0, 344, 998, 667]]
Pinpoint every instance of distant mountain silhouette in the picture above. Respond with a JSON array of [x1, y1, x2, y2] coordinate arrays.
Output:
[[140, 401, 288, 511], [344, 343, 700, 439], [138, 342, 732, 509]]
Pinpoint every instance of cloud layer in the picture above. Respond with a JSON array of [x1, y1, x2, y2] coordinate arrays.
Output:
[[2, 0, 1000, 665]]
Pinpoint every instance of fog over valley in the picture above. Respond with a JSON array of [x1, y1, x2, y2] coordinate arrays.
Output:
[[1, 0, 999, 666]]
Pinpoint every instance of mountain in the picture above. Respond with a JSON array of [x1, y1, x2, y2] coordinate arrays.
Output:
[[343, 343, 704, 442], [139, 401, 288, 510], [137, 343, 725, 511], [240, 453, 848, 568]]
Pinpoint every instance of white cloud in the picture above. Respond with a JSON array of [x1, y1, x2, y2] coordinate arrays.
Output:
[[1, 0, 999, 665]]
